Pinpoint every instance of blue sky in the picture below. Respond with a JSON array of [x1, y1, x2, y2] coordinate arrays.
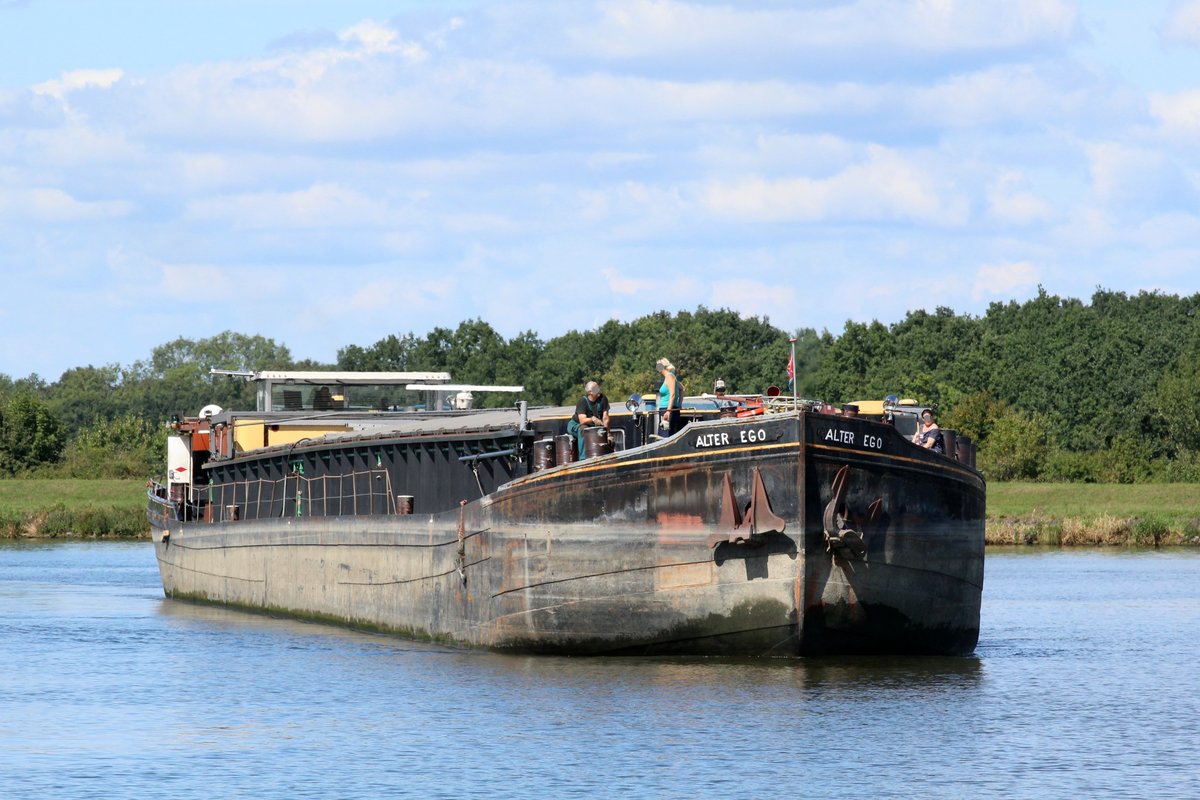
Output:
[[3, 0, 1200, 380]]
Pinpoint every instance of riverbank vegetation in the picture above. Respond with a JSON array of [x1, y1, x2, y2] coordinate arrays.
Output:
[[986, 483, 1200, 546], [3, 479, 1199, 545], [3, 289, 1200, 486], [0, 479, 147, 538]]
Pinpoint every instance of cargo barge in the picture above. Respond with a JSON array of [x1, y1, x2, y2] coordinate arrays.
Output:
[[148, 370, 984, 656]]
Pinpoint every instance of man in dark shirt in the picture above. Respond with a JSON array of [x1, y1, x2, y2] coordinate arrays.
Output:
[[568, 380, 610, 460]]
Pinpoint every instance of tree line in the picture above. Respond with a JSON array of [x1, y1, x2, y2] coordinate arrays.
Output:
[[2, 290, 1198, 483]]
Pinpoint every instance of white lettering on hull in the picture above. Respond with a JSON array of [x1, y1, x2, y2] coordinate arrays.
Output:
[[694, 432, 731, 448], [824, 426, 884, 450], [694, 428, 769, 448]]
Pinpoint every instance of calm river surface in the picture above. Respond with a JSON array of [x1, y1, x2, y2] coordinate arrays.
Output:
[[1, 541, 1197, 799]]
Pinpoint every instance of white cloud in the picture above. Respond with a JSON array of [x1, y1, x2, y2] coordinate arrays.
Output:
[[0, 187, 132, 222], [577, 181, 688, 238], [348, 279, 402, 311], [911, 64, 1087, 128], [1162, 0, 1200, 45], [33, 13, 1094, 155], [564, 0, 1079, 59], [1149, 89, 1200, 138], [32, 68, 123, 100], [695, 133, 857, 177], [185, 183, 393, 229], [708, 278, 799, 323], [442, 211, 522, 235], [987, 171, 1054, 225], [160, 265, 232, 300], [602, 267, 653, 295], [1085, 142, 1195, 211], [339, 20, 411, 57], [1130, 212, 1200, 248], [92, 36, 1083, 150], [117, 21, 436, 143], [972, 262, 1040, 301], [700, 146, 968, 226], [0, 125, 141, 167]]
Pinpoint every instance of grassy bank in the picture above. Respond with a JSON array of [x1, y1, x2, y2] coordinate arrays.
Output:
[[0, 479, 148, 538], [3, 478, 1200, 545], [986, 482, 1200, 546]]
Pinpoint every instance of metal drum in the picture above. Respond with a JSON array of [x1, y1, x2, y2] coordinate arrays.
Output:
[[555, 433, 577, 465], [533, 438, 556, 471], [956, 435, 972, 465], [941, 429, 958, 460], [583, 427, 613, 459]]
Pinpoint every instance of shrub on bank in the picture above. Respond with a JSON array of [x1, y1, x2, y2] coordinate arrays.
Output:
[[1038, 449, 1104, 483], [55, 415, 164, 479], [1, 504, 148, 539], [986, 512, 1197, 547], [1130, 517, 1170, 548], [1058, 514, 1130, 546], [0, 508, 22, 537]]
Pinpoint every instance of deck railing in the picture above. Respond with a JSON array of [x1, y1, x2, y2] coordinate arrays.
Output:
[[148, 469, 403, 524]]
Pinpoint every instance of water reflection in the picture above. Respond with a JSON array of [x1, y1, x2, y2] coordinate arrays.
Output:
[[158, 593, 985, 701]]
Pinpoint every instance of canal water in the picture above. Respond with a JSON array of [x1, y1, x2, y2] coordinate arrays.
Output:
[[0, 542, 1197, 799]]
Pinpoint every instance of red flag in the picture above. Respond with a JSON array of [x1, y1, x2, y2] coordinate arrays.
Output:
[[786, 351, 794, 384]]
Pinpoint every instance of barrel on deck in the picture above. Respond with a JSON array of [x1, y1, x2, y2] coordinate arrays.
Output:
[[583, 427, 613, 458], [533, 438, 556, 471], [955, 436, 975, 468], [555, 433, 577, 465], [941, 429, 958, 460]]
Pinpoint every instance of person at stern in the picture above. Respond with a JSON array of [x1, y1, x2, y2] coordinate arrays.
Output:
[[912, 407, 944, 454]]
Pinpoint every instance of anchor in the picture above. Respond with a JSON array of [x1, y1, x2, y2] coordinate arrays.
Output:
[[707, 468, 786, 548], [822, 464, 883, 561]]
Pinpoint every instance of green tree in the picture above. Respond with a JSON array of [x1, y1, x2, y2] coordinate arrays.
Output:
[[121, 332, 294, 421], [445, 319, 507, 384], [941, 390, 1008, 444], [976, 407, 1049, 481], [44, 364, 124, 436], [496, 330, 544, 390], [528, 329, 592, 405], [338, 334, 422, 371], [1149, 354, 1200, 454], [0, 394, 66, 475]]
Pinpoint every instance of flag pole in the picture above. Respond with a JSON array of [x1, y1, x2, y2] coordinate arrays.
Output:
[[789, 336, 797, 409]]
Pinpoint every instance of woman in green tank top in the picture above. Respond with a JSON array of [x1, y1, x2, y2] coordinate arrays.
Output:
[[655, 358, 684, 437]]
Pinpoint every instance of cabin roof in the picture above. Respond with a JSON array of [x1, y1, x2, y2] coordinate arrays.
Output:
[[247, 370, 452, 385]]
